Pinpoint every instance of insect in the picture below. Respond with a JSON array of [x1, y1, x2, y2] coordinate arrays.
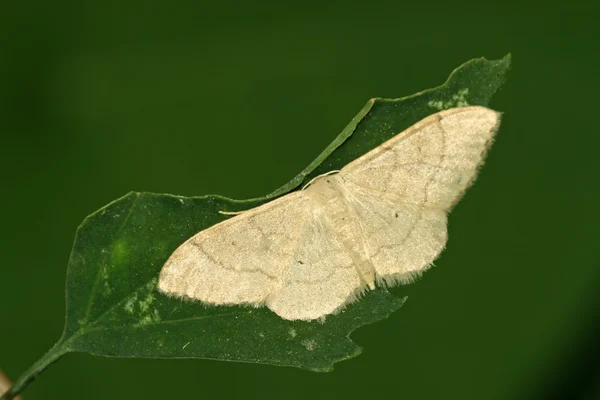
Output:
[[158, 106, 501, 321]]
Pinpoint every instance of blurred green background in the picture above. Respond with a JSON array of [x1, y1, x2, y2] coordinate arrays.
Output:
[[1, 2, 599, 399]]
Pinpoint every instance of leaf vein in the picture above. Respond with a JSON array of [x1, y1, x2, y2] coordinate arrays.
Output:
[[81, 193, 140, 324]]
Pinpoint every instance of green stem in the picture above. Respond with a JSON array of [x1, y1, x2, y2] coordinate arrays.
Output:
[[0, 341, 69, 400]]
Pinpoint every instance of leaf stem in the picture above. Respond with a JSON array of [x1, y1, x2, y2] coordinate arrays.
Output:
[[0, 341, 69, 400]]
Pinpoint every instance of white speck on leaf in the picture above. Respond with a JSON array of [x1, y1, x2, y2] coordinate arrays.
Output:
[[139, 292, 155, 313], [124, 293, 138, 314], [428, 88, 470, 110], [301, 339, 317, 351], [137, 308, 161, 326]]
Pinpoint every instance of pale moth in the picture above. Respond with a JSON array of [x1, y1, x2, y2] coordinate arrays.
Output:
[[158, 106, 501, 321]]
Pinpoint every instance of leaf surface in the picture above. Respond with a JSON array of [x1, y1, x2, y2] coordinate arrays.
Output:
[[57, 55, 511, 371]]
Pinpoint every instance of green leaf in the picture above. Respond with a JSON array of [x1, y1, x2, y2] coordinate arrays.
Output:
[[60, 191, 407, 372], [5, 55, 511, 398]]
